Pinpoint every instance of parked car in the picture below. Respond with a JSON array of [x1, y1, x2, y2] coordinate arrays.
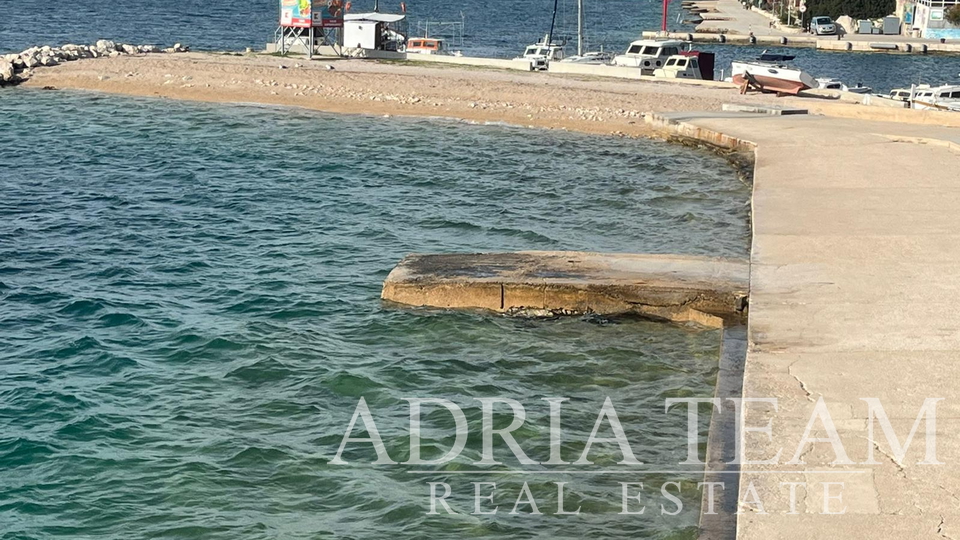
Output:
[[810, 16, 837, 35]]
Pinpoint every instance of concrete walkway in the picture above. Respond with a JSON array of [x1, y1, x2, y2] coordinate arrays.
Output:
[[650, 111, 960, 538], [694, 0, 793, 36]]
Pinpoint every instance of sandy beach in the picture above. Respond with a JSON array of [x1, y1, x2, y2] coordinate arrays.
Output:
[[19, 52, 791, 138]]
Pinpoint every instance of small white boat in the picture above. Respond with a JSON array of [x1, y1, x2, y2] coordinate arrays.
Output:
[[731, 60, 816, 95], [561, 50, 614, 64], [516, 35, 565, 70], [653, 55, 703, 80], [613, 39, 685, 73], [815, 77, 873, 94]]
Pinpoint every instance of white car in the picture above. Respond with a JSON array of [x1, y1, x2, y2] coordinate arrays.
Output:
[[810, 16, 837, 35]]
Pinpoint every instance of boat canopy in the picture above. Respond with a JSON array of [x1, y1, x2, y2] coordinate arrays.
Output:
[[345, 12, 406, 23]]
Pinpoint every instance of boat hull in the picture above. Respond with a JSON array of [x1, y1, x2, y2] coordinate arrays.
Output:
[[733, 74, 807, 95], [731, 61, 815, 95]]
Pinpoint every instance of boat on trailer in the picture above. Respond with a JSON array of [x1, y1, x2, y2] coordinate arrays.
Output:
[[731, 60, 816, 95]]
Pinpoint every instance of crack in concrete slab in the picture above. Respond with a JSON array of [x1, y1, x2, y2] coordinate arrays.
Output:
[[787, 361, 815, 402]]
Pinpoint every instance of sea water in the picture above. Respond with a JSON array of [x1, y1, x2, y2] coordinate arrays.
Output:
[[0, 89, 749, 538], [1, 0, 959, 91]]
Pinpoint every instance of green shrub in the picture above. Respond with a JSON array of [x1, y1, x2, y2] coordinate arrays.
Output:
[[946, 4, 960, 26], [804, 0, 895, 20]]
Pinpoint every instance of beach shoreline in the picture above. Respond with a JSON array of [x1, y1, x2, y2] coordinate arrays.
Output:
[[16, 52, 776, 138]]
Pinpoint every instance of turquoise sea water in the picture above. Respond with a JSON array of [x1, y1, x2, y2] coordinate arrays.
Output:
[[0, 89, 749, 538]]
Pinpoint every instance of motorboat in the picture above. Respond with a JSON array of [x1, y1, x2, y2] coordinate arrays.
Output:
[[815, 77, 873, 94], [613, 39, 686, 73], [653, 55, 703, 80], [406, 37, 461, 56], [910, 84, 960, 111], [731, 60, 816, 95], [889, 87, 913, 101], [516, 35, 566, 70]]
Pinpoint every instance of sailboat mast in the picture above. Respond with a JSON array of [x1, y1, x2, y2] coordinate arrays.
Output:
[[577, 0, 583, 56], [547, 0, 559, 46], [577, 0, 584, 56]]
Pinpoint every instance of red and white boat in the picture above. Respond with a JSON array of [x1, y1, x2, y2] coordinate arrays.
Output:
[[730, 60, 816, 95]]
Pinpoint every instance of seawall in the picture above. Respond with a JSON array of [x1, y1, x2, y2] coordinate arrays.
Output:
[[647, 109, 960, 538]]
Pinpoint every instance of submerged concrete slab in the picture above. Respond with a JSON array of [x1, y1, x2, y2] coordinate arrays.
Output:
[[382, 251, 749, 326]]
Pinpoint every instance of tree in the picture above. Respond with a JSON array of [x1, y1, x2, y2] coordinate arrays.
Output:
[[804, 0, 894, 20], [946, 4, 960, 26]]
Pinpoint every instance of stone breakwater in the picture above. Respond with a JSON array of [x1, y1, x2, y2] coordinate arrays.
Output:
[[0, 40, 189, 86]]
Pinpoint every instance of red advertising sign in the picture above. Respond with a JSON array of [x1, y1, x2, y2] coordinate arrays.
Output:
[[280, 0, 312, 28], [313, 0, 345, 28]]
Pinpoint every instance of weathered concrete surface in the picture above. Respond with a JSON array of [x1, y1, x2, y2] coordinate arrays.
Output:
[[648, 112, 960, 538], [382, 251, 749, 326], [721, 103, 808, 116]]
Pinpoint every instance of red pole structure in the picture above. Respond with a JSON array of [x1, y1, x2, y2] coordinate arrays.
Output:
[[662, 0, 669, 32]]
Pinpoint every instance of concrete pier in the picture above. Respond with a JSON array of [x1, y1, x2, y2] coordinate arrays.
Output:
[[382, 251, 749, 327], [648, 111, 960, 538], [648, 0, 960, 54]]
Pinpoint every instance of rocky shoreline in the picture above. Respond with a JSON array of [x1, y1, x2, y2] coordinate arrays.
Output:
[[0, 40, 189, 86]]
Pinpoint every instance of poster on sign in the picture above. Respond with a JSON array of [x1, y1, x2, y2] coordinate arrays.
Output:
[[313, 0, 345, 27], [280, 0, 312, 28]]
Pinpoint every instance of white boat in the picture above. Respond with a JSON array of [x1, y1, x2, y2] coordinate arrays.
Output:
[[815, 77, 873, 94], [406, 37, 461, 56], [910, 84, 960, 111], [559, 0, 612, 65], [516, 35, 565, 70], [889, 87, 913, 101], [731, 60, 816, 95], [561, 50, 614, 64], [653, 55, 703, 80], [613, 39, 685, 72]]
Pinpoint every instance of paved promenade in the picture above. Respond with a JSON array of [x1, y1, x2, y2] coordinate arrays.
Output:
[[694, 0, 794, 36], [671, 0, 960, 53], [652, 111, 960, 538]]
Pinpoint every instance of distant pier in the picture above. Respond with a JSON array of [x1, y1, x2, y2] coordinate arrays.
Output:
[[658, 0, 960, 55]]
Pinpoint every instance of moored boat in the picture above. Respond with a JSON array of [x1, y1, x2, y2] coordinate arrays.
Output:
[[406, 37, 460, 56], [653, 55, 703, 80], [516, 35, 566, 70], [910, 84, 960, 111], [613, 39, 685, 73], [815, 77, 873, 94], [561, 50, 613, 64]]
